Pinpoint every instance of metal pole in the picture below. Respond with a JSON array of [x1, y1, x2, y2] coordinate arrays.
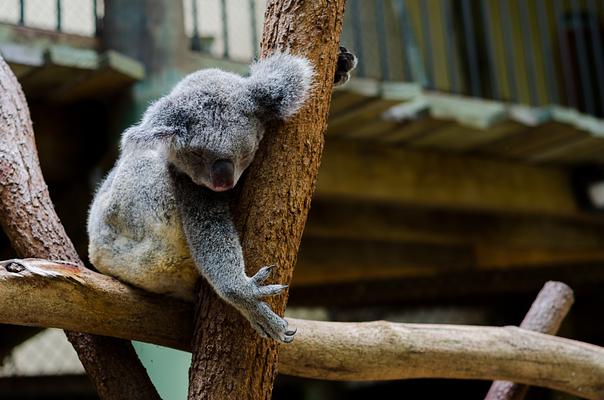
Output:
[[461, 0, 481, 97], [56, 0, 62, 32], [18, 0, 25, 25], [220, 0, 229, 58], [249, 0, 259, 59], [191, 0, 201, 51]]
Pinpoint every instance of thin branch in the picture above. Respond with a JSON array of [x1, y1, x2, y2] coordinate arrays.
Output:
[[485, 281, 575, 400], [0, 259, 602, 400]]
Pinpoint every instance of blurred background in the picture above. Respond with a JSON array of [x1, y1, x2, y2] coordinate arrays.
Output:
[[0, 0, 603, 399]]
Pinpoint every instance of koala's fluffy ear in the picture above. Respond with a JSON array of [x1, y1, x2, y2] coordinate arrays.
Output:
[[120, 125, 183, 151], [247, 53, 314, 120]]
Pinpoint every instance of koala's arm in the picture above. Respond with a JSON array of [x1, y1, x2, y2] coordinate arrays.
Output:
[[170, 168, 295, 343]]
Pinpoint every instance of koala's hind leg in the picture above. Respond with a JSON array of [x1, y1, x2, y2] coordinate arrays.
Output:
[[170, 168, 295, 343]]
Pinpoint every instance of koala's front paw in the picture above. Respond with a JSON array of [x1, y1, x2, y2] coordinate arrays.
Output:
[[334, 46, 358, 86], [228, 266, 296, 343]]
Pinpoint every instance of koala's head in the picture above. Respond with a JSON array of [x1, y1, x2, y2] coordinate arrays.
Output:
[[123, 53, 313, 191]]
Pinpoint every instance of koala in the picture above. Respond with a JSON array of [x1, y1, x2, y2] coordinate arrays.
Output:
[[88, 49, 356, 343]]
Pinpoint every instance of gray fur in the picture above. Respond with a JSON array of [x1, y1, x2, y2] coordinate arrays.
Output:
[[88, 53, 313, 343]]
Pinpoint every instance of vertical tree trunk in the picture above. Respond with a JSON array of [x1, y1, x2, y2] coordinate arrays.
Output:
[[188, 1, 347, 399], [0, 56, 160, 400]]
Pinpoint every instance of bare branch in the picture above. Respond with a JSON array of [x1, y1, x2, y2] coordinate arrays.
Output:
[[485, 281, 575, 400], [0, 259, 602, 399], [0, 56, 159, 400]]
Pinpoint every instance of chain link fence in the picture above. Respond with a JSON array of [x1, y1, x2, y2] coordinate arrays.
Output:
[[0, 0, 264, 61], [0, 0, 102, 36], [0, 329, 84, 377]]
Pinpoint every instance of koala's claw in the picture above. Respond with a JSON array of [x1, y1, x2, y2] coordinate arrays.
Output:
[[257, 284, 288, 297], [250, 265, 288, 298], [251, 265, 275, 284], [225, 266, 295, 343], [245, 302, 295, 343]]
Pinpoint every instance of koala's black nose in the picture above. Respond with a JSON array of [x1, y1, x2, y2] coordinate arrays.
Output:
[[210, 159, 235, 190]]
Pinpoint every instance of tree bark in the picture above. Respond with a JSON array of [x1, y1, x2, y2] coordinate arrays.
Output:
[[0, 260, 602, 399], [0, 56, 160, 400], [484, 281, 575, 400], [188, 1, 347, 399]]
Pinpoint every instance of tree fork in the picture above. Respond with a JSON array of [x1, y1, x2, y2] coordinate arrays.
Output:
[[188, 1, 347, 399], [0, 56, 160, 400]]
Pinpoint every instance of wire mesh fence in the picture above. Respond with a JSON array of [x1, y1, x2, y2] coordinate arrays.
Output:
[[0, 329, 84, 377], [0, 0, 102, 36], [184, 0, 265, 62]]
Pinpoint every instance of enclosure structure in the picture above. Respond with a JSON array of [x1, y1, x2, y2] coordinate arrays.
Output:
[[0, 1, 603, 399]]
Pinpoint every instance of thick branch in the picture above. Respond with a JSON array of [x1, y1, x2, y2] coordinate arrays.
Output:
[[1, 259, 602, 400], [485, 281, 574, 400], [0, 57, 159, 399]]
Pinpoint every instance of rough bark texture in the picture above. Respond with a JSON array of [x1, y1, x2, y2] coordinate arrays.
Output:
[[485, 281, 575, 400], [0, 258, 193, 349], [0, 261, 602, 399], [0, 56, 160, 400], [188, 1, 347, 399]]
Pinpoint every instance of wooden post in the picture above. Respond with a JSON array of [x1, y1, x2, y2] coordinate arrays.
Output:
[[187, 1, 347, 399]]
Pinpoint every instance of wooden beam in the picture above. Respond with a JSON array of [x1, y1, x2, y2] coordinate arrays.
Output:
[[288, 264, 604, 307], [294, 237, 473, 286], [315, 139, 581, 217], [293, 236, 604, 287], [408, 120, 527, 151], [304, 202, 604, 249]]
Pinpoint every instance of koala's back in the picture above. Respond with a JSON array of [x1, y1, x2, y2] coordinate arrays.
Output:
[[87, 149, 198, 300]]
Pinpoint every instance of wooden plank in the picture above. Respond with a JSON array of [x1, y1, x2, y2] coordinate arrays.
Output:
[[326, 98, 401, 137], [293, 236, 604, 287], [50, 50, 144, 102], [424, 92, 507, 129], [475, 246, 604, 270], [329, 91, 373, 116], [343, 119, 400, 140], [294, 237, 473, 286], [408, 120, 526, 151], [478, 122, 585, 159], [315, 139, 580, 217], [18, 45, 98, 98], [288, 264, 604, 306], [380, 117, 449, 143], [0, 23, 98, 50], [552, 106, 604, 137], [304, 201, 604, 249], [532, 135, 604, 164]]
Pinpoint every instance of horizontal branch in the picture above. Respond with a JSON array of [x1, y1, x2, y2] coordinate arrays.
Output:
[[0, 259, 602, 399]]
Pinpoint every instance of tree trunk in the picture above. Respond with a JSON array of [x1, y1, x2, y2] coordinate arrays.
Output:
[[0, 56, 160, 400], [187, 1, 347, 399]]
